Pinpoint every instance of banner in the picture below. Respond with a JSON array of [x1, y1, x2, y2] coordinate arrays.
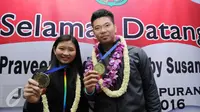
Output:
[[0, 0, 200, 111]]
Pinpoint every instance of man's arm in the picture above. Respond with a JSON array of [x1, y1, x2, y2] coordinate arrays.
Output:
[[138, 48, 161, 112]]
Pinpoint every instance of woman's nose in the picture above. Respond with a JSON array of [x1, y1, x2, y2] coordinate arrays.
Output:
[[63, 50, 70, 56]]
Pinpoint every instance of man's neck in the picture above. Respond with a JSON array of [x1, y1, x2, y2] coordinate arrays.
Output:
[[101, 38, 117, 52], [102, 44, 113, 52]]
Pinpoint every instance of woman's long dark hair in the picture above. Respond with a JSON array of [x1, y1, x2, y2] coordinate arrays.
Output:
[[49, 34, 83, 75]]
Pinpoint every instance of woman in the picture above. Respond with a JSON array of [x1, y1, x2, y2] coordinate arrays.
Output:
[[23, 35, 89, 112]]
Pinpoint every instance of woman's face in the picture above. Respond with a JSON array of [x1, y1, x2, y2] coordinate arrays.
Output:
[[54, 40, 76, 64]]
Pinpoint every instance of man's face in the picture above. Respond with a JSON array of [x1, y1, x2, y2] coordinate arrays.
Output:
[[92, 16, 116, 44]]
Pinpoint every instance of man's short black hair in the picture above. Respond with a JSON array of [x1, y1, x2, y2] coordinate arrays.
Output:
[[91, 9, 115, 26]]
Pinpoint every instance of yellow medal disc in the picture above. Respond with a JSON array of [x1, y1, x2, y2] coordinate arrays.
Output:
[[33, 72, 50, 88], [94, 63, 105, 75]]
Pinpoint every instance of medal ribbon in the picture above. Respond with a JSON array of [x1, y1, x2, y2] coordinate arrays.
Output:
[[98, 38, 120, 61], [45, 65, 67, 74], [63, 69, 67, 112], [44, 65, 68, 111]]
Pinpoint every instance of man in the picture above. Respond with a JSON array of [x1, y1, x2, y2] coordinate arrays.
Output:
[[83, 9, 161, 112]]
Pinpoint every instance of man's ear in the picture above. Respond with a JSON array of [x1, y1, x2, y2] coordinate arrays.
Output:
[[115, 25, 117, 34]]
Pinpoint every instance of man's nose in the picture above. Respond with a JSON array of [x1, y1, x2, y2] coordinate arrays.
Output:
[[100, 27, 107, 34]]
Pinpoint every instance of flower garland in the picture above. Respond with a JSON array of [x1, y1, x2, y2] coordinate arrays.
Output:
[[85, 36, 130, 98], [85, 40, 124, 89], [41, 75, 81, 112]]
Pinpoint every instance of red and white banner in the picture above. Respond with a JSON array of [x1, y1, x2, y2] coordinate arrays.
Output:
[[0, 0, 200, 112]]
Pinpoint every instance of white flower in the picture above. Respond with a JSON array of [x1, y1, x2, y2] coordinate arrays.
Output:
[[92, 36, 130, 98]]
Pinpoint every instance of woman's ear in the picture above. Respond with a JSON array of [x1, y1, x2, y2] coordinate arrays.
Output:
[[53, 47, 56, 55]]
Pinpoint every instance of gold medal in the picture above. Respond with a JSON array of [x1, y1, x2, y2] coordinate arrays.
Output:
[[33, 72, 50, 88], [94, 63, 105, 75]]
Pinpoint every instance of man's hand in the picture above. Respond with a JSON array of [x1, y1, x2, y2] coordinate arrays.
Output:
[[83, 71, 99, 93]]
